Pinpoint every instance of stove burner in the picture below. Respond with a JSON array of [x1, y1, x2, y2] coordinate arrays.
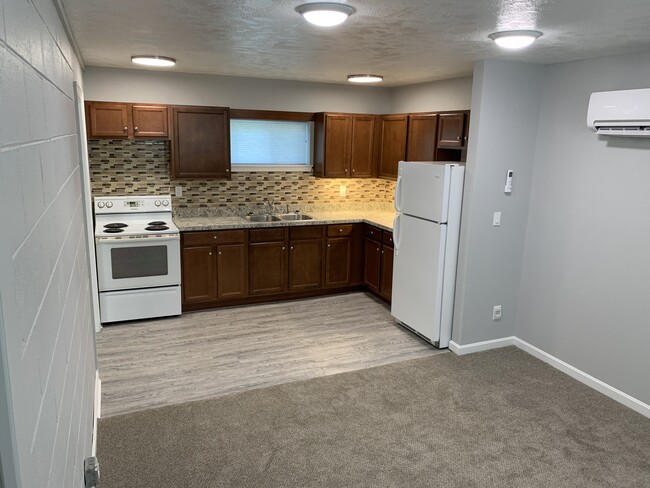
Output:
[[148, 221, 167, 226], [104, 228, 124, 234], [145, 225, 169, 231], [104, 223, 128, 229]]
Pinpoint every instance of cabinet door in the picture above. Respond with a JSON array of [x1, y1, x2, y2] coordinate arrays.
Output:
[[87, 102, 131, 138], [350, 115, 376, 177], [249, 242, 287, 295], [378, 115, 408, 179], [171, 106, 231, 179], [379, 245, 394, 301], [406, 113, 438, 161], [132, 105, 168, 138], [182, 245, 217, 304], [216, 243, 248, 299], [324, 114, 352, 178], [325, 237, 352, 287], [437, 113, 466, 148], [363, 238, 381, 292], [288, 239, 323, 291]]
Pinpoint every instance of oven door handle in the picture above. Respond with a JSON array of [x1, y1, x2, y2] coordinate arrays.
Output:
[[96, 234, 180, 243]]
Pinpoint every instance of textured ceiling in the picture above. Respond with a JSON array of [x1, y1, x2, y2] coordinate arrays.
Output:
[[61, 0, 650, 86]]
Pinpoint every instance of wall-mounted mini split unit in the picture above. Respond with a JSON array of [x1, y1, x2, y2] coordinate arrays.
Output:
[[587, 88, 650, 137]]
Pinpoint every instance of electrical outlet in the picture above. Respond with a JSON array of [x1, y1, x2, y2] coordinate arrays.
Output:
[[175, 186, 183, 197], [339, 184, 347, 197], [492, 305, 502, 321]]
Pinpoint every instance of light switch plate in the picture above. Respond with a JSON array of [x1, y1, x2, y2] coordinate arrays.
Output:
[[493, 212, 501, 226]]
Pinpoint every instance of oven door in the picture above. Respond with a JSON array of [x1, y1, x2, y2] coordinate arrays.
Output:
[[95, 234, 181, 291]]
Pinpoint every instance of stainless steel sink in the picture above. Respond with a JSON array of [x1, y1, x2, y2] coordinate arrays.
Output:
[[278, 213, 313, 221], [244, 214, 281, 222]]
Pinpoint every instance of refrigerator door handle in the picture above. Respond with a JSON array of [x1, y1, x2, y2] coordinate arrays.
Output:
[[393, 214, 402, 251], [394, 175, 403, 212]]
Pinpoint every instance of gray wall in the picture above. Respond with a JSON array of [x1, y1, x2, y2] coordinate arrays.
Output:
[[452, 60, 544, 345], [516, 51, 650, 405], [83, 67, 474, 115], [391, 76, 473, 113], [0, 0, 96, 486], [84, 67, 393, 114]]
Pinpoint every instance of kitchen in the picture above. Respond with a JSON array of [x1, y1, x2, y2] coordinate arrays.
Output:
[[2, 1, 650, 487]]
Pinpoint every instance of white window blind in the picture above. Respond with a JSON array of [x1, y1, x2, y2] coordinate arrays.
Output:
[[230, 119, 312, 170]]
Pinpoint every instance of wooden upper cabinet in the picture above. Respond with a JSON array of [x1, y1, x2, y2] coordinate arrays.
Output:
[[87, 102, 130, 138], [406, 113, 438, 161], [378, 114, 408, 179], [350, 115, 376, 177], [86, 102, 169, 139], [313, 113, 376, 178], [437, 113, 467, 148], [171, 106, 231, 179], [132, 105, 168, 138]]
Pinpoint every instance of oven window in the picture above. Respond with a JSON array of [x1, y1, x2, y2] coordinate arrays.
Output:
[[111, 246, 168, 279]]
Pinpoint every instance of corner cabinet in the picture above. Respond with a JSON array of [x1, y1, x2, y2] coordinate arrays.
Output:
[[86, 101, 168, 139], [313, 113, 377, 178], [170, 105, 231, 179]]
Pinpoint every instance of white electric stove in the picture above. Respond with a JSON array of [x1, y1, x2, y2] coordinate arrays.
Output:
[[94, 195, 181, 324]]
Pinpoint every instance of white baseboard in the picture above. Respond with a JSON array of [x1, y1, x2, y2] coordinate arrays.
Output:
[[92, 371, 101, 456], [513, 338, 650, 419], [449, 336, 515, 355], [448, 335, 650, 419]]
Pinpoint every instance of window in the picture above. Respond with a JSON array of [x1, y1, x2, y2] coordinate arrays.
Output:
[[230, 119, 313, 171]]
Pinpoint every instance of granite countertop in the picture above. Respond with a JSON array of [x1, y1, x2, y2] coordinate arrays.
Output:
[[173, 210, 397, 233]]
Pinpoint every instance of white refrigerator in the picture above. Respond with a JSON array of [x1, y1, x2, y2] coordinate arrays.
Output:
[[391, 161, 465, 348]]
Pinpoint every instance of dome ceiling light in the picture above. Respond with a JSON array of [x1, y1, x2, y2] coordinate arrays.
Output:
[[131, 55, 176, 67], [295, 2, 356, 27], [488, 30, 543, 49], [347, 74, 383, 83]]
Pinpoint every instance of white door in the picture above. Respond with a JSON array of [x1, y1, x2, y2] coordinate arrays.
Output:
[[391, 213, 447, 343], [394, 161, 450, 223]]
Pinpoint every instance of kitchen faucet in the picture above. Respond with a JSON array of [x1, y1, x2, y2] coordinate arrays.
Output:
[[265, 198, 275, 215]]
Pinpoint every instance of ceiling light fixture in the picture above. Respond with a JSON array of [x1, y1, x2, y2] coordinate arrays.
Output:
[[131, 55, 176, 67], [295, 2, 356, 27], [488, 30, 543, 50], [347, 74, 383, 83]]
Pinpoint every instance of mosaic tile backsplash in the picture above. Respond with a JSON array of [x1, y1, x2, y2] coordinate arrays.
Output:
[[88, 140, 396, 216]]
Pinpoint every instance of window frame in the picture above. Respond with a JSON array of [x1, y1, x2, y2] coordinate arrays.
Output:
[[230, 109, 315, 173]]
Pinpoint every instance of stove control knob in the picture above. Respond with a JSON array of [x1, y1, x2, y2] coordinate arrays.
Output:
[[155, 200, 161, 207], [106, 201, 113, 208], [97, 202, 105, 208], [162, 200, 169, 206]]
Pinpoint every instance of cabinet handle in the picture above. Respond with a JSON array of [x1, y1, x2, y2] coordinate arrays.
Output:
[[382, 250, 384, 254], [209, 252, 212, 255], [225, 169, 230, 172], [134, 126, 139, 132], [339, 228, 343, 232], [377, 248, 380, 251], [213, 236, 217, 239], [456, 135, 461, 141], [328, 244, 331, 247], [352, 168, 356, 173], [123, 127, 128, 132], [282, 246, 285, 250], [290, 246, 294, 250]]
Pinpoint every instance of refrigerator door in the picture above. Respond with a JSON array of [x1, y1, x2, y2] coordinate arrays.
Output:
[[391, 213, 447, 344], [395, 162, 451, 223]]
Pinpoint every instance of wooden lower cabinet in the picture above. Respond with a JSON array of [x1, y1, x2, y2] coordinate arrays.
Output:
[[216, 244, 248, 299], [363, 237, 381, 292], [379, 244, 394, 300], [181, 223, 369, 310], [249, 241, 287, 295], [182, 245, 217, 304], [182, 230, 247, 304]]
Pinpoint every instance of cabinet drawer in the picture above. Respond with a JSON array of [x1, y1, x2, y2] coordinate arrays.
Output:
[[290, 225, 324, 240], [382, 230, 394, 247], [183, 229, 246, 246], [327, 224, 353, 237], [365, 225, 381, 241], [249, 227, 286, 243]]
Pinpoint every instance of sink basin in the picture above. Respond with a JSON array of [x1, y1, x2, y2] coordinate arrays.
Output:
[[244, 214, 281, 222], [278, 213, 313, 221]]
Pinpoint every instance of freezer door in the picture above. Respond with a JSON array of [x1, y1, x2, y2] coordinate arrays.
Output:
[[395, 162, 451, 223], [391, 213, 447, 343]]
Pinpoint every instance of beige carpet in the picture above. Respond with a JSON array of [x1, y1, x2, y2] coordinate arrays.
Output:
[[97, 347, 650, 487]]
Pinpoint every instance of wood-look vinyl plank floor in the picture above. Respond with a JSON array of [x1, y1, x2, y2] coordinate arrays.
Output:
[[96, 292, 444, 417]]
